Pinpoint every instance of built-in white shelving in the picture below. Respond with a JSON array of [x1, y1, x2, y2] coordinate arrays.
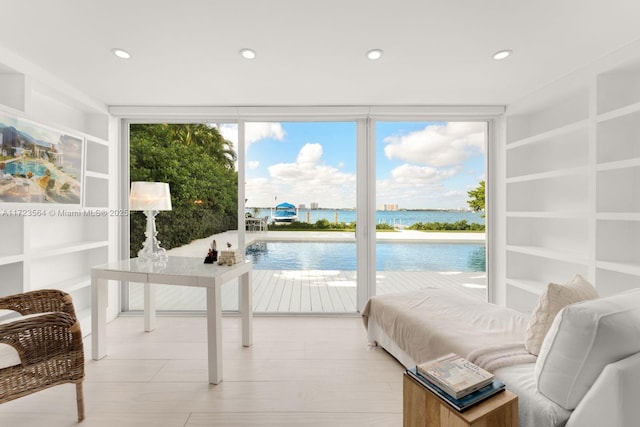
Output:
[[596, 220, 640, 268], [597, 166, 640, 213], [596, 60, 640, 115], [596, 212, 640, 221], [504, 54, 640, 311], [594, 268, 640, 297], [0, 68, 112, 327], [506, 173, 589, 213], [84, 138, 110, 208]]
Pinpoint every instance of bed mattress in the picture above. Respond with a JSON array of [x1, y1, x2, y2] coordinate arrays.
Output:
[[362, 287, 529, 365], [362, 287, 571, 427]]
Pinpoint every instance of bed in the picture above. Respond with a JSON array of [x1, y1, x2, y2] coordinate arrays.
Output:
[[361, 287, 528, 366], [361, 287, 572, 427]]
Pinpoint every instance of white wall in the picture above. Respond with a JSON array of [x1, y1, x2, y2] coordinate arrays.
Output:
[[0, 46, 120, 328]]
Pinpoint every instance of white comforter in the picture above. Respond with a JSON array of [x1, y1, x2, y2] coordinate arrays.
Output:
[[361, 287, 529, 364], [361, 287, 571, 427]]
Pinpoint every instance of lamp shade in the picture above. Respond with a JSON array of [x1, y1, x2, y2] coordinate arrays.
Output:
[[129, 182, 172, 211]]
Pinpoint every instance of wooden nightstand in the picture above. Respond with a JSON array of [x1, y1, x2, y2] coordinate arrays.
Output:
[[403, 372, 518, 427]]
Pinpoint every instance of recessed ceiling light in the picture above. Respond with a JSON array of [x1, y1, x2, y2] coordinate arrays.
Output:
[[240, 48, 256, 59], [111, 48, 131, 59], [493, 50, 512, 60], [367, 49, 383, 60]]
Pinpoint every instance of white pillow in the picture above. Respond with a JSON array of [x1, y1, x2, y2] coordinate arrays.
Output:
[[535, 288, 640, 410], [0, 343, 20, 369], [0, 313, 50, 369], [524, 274, 598, 355]]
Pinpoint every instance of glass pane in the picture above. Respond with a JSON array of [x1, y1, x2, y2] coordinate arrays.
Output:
[[375, 121, 487, 301], [243, 121, 358, 313], [128, 122, 239, 311]]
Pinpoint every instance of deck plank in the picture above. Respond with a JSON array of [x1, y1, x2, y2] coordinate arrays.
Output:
[[289, 272, 302, 312], [254, 269, 278, 311], [300, 271, 312, 312], [129, 269, 486, 313], [278, 273, 293, 312]]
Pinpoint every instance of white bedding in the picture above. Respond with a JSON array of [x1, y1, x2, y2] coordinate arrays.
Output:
[[362, 287, 571, 427], [362, 287, 529, 364]]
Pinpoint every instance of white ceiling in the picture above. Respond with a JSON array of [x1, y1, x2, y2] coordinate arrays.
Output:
[[1, 0, 640, 108]]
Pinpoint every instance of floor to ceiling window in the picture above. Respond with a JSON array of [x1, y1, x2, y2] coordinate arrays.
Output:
[[373, 121, 488, 301], [242, 121, 358, 313], [126, 122, 239, 311], [121, 109, 496, 314]]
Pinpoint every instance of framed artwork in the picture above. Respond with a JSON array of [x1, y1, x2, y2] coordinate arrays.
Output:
[[0, 112, 84, 205]]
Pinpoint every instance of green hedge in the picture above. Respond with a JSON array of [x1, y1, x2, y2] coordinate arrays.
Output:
[[269, 219, 357, 231], [407, 220, 485, 232], [267, 219, 484, 232]]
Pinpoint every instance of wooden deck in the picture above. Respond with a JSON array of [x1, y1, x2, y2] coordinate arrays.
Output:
[[129, 229, 487, 314], [129, 269, 486, 313]]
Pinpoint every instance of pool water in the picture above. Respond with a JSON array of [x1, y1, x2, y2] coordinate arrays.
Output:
[[3, 160, 59, 178], [245, 241, 486, 272]]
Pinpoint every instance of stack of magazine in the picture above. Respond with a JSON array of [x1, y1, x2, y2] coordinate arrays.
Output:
[[406, 353, 505, 411]]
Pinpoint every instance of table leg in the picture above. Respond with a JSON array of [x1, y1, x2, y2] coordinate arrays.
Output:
[[206, 285, 223, 384], [91, 271, 107, 360], [144, 283, 156, 332], [239, 270, 253, 347]]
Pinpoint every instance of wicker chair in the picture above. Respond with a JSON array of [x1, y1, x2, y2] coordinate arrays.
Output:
[[0, 289, 85, 421]]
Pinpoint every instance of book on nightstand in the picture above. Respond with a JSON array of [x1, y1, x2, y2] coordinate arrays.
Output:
[[406, 367, 506, 412], [416, 353, 494, 399]]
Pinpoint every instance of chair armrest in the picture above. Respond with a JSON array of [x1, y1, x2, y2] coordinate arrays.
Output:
[[0, 289, 77, 318], [0, 312, 82, 366], [566, 352, 640, 427]]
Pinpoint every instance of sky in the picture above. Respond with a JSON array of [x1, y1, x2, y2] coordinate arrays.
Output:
[[219, 121, 486, 210]]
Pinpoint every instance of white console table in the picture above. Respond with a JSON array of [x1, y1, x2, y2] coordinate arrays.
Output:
[[91, 256, 252, 384]]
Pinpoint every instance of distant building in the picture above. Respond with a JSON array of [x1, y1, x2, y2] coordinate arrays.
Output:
[[298, 203, 306, 209], [310, 202, 319, 210], [383, 204, 399, 211]]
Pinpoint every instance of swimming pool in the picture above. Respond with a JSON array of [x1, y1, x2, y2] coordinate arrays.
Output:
[[2, 160, 60, 178], [245, 241, 486, 272]]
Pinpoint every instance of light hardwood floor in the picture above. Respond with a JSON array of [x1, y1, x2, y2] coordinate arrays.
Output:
[[0, 315, 405, 426]]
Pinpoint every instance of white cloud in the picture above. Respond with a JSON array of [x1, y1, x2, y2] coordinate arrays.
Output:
[[376, 176, 468, 210], [384, 122, 486, 167], [217, 122, 286, 173], [390, 164, 459, 185], [246, 122, 285, 144], [296, 143, 322, 165], [247, 160, 260, 170], [373, 163, 467, 209], [253, 143, 356, 208], [217, 123, 238, 145], [245, 177, 280, 206], [218, 122, 285, 146]]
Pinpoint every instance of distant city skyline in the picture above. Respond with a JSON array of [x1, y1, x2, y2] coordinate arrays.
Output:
[[220, 121, 486, 210]]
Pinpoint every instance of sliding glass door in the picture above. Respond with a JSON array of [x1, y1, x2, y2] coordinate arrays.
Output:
[[243, 121, 358, 313], [121, 110, 498, 314], [373, 121, 488, 301], [126, 122, 239, 311]]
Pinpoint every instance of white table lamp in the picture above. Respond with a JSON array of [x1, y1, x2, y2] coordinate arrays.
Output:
[[129, 181, 172, 262]]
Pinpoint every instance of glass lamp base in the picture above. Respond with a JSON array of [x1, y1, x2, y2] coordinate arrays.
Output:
[[138, 210, 168, 262]]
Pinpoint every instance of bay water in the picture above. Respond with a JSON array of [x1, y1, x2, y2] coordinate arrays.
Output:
[[249, 208, 484, 227]]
